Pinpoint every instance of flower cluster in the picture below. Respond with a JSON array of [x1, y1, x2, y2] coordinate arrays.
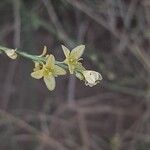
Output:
[[2, 45, 102, 91], [31, 45, 102, 91]]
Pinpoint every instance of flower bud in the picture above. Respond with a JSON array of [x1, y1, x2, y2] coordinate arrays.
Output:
[[5, 49, 17, 59], [83, 70, 102, 87]]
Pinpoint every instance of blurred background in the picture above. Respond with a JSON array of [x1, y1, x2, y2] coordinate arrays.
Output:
[[0, 0, 150, 150]]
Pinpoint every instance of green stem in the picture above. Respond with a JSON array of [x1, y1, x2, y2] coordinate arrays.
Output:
[[17, 51, 46, 62], [0, 45, 68, 69]]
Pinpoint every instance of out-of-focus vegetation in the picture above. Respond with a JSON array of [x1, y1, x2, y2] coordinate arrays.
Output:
[[0, 0, 150, 150]]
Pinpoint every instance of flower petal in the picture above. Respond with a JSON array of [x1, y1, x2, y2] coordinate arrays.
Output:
[[46, 54, 55, 68], [68, 64, 75, 74], [31, 70, 43, 79], [53, 65, 66, 75], [38, 46, 47, 57], [44, 75, 56, 91], [61, 45, 70, 58], [75, 62, 86, 71], [70, 45, 85, 59], [33, 62, 43, 72]]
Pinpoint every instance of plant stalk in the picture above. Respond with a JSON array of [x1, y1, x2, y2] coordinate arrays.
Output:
[[0, 45, 68, 69]]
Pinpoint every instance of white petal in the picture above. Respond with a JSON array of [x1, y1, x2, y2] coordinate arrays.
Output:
[[61, 45, 70, 58], [46, 55, 55, 67], [31, 70, 43, 79], [70, 45, 85, 59], [54, 65, 66, 75], [44, 76, 56, 91]]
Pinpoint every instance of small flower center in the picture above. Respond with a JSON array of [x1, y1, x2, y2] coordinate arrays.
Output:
[[68, 58, 77, 65], [69, 58, 74, 62], [43, 67, 53, 76]]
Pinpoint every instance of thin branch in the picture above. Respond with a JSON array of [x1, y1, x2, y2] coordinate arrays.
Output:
[[0, 109, 68, 150], [42, 0, 74, 46], [1, 0, 21, 110]]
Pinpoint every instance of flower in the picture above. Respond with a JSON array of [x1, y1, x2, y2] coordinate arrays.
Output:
[[83, 70, 102, 87], [62, 45, 85, 74], [5, 49, 17, 59], [31, 54, 66, 91]]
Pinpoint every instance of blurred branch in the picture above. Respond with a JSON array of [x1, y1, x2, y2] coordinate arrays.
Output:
[[77, 111, 90, 150], [130, 45, 150, 74], [124, 0, 139, 28], [42, 0, 74, 46], [13, 0, 21, 47], [67, 75, 76, 108], [0, 24, 14, 41], [0, 109, 68, 150], [65, 0, 118, 37], [117, 0, 139, 52], [65, 0, 150, 76], [2, 0, 21, 109]]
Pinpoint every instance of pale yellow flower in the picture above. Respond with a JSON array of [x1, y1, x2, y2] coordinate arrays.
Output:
[[62, 45, 85, 74], [83, 70, 102, 87], [5, 49, 17, 59], [31, 54, 66, 91]]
